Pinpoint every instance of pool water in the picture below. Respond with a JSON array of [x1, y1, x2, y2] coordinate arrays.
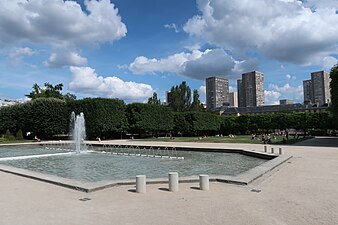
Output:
[[0, 145, 71, 158], [0, 146, 267, 182]]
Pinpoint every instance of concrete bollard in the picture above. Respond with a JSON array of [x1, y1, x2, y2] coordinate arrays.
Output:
[[271, 147, 274, 154], [136, 175, 146, 193], [199, 174, 209, 191], [279, 147, 283, 155], [168, 172, 179, 192], [264, 145, 267, 152]]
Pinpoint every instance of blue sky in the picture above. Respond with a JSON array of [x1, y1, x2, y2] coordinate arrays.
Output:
[[0, 0, 337, 105]]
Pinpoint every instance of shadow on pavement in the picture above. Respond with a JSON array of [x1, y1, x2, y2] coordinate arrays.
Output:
[[292, 137, 338, 147]]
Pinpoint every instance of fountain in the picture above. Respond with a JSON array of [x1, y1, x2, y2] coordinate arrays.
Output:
[[70, 112, 86, 153]]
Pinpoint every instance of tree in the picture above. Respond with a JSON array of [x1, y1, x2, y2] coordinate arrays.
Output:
[[26, 82, 76, 101], [330, 64, 338, 128], [168, 81, 192, 111], [190, 89, 203, 111], [16, 129, 24, 140], [147, 92, 161, 105], [68, 98, 127, 139], [220, 115, 238, 135], [25, 98, 69, 138], [126, 103, 173, 137]]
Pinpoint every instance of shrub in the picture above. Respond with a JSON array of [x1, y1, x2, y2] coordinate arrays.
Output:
[[16, 129, 24, 140]]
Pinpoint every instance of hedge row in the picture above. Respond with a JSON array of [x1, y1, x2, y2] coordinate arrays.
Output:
[[0, 98, 334, 139]]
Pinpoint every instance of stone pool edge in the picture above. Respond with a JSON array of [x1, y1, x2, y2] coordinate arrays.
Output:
[[0, 145, 292, 193]]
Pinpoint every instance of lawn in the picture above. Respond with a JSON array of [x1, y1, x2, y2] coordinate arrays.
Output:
[[0, 138, 34, 144], [138, 135, 309, 145]]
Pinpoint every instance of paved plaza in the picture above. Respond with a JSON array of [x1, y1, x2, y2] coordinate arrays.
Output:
[[1, 137, 338, 225]]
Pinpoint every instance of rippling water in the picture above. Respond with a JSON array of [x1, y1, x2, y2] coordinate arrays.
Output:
[[0, 146, 267, 182]]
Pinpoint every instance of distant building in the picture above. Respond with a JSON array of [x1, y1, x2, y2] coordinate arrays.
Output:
[[206, 76, 229, 111], [237, 80, 244, 107], [311, 71, 331, 106], [166, 91, 172, 105], [229, 92, 238, 107], [220, 104, 328, 115], [303, 79, 313, 104], [303, 71, 331, 106], [237, 71, 264, 107], [280, 99, 293, 105]]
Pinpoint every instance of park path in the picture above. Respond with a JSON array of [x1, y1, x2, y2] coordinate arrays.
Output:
[[0, 137, 337, 225]]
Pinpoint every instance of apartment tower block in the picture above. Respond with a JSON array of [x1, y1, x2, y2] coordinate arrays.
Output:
[[237, 71, 265, 107], [206, 76, 229, 111]]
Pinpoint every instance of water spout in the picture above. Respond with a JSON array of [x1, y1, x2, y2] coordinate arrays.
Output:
[[71, 112, 86, 153]]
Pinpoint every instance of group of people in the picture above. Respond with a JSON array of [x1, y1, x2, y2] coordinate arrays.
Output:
[[251, 133, 277, 144]]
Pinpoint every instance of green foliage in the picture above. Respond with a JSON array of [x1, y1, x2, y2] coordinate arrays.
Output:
[[4, 129, 16, 141], [25, 98, 69, 138], [0, 98, 68, 138], [173, 112, 219, 136], [147, 92, 161, 105], [220, 115, 237, 134], [168, 81, 192, 111], [330, 64, 338, 128], [190, 89, 203, 111], [0, 106, 18, 134], [68, 98, 127, 138], [4, 129, 11, 139], [26, 82, 76, 101], [192, 112, 219, 134], [126, 103, 173, 137], [220, 112, 332, 135], [173, 112, 193, 135], [16, 129, 24, 140]]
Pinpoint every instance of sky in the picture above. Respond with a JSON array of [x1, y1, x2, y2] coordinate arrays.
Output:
[[0, 0, 337, 105]]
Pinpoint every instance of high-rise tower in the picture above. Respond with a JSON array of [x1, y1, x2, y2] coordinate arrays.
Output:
[[303, 71, 331, 106], [311, 71, 331, 106], [237, 71, 264, 107], [206, 76, 229, 111]]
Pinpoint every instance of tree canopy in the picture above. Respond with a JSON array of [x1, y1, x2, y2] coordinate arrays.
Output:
[[168, 81, 192, 111], [26, 83, 76, 101], [330, 64, 338, 119], [147, 92, 161, 105]]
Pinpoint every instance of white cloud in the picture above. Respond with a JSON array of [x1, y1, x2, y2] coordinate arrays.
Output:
[[229, 86, 236, 93], [69, 66, 153, 102], [8, 47, 35, 59], [303, 0, 338, 9], [128, 49, 258, 80], [183, 0, 338, 67], [322, 56, 338, 71], [128, 50, 203, 75], [269, 83, 302, 94], [199, 85, 206, 102], [264, 90, 281, 105], [43, 50, 88, 68], [0, 0, 127, 67], [164, 23, 179, 33], [266, 82, 304, 104], [7, 47, 37, 67], [286, 74, 296, 80]]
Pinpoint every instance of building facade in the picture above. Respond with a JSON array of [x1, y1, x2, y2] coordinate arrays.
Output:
[[229, 92, 238, 107], [280, 99, 293, 105], [206, 76, 229, 111], [311, 71, 331, 106], [220, 104, 329, 115], [303, 71, 331, 106], [237, 80, 244, 107], [303, 79, 313, 104], [237, 71, 264, 107]]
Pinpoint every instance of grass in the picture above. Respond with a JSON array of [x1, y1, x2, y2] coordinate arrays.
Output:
[[0, 138, 34, 144], [137, 135, 310, 145]]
